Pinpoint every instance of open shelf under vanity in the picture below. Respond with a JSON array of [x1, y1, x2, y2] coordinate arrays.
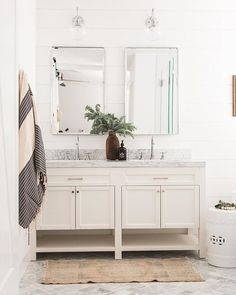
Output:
[[37, 230, 115, 253], [122, 233, 199, 252], [35, 229, 199, 258]]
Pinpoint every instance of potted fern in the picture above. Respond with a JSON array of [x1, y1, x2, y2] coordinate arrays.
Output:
[[84, 104, 136, 160]]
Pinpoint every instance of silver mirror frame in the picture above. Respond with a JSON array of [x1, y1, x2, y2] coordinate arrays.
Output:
[[51, 46, 106, 135]]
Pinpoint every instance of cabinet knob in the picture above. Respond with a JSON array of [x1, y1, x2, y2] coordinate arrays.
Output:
[[72, 190, 75, 193], [157, 190, 160, 193], [76, 190, 79, 194], [162, 190, 165, 193]]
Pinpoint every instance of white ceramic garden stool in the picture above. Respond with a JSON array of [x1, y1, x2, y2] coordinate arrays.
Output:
[[207, 207, 236, 267]]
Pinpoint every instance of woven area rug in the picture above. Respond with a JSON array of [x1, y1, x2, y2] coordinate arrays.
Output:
[[41, 258, 204, 284]]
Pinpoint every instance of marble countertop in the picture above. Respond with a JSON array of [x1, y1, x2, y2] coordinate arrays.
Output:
[[46, 159, 205, 168]]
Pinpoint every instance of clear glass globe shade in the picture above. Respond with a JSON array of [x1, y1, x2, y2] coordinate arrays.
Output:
[[71, 26, 86, 40], [145, 27, 161, 41]]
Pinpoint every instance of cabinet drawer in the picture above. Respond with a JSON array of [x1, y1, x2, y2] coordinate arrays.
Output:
[[47, 168, 111, 185], [124, 168, 195, 185]]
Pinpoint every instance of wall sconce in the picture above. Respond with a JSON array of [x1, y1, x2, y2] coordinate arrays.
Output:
[[71, 6, 86, 40], [145, 8, 160, 40]]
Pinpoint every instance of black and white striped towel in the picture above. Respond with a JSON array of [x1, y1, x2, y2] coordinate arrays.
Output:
[[19, 71, 47, 229]]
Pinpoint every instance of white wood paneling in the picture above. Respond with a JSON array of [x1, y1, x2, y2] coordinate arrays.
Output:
[[35, 0, 185, 10], [36, 0, 236, 11], [37, 103, 51, 123], [36, 46, 52, 66], [36, 85, 51, 103], [105, 103, 124, 117], [105, 67, 124, 84], [36, 65, 51, 85], [36, 10, 146, 29], [35, 0, 236, 204]]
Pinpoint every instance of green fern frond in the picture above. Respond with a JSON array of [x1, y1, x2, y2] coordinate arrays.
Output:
[[84, 104, 136, 137]]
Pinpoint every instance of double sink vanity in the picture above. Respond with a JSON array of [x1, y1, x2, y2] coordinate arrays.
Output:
[[30, 46, 205, 260], [30, 156, 206, 260]]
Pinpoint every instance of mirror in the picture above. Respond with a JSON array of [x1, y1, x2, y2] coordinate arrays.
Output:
[[51, 47, 179, 136], [51, 47, 105, 134], [125, 48, 178, 135]]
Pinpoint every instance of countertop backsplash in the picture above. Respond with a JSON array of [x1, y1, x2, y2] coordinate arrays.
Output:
[[45, 149, 192, 161]]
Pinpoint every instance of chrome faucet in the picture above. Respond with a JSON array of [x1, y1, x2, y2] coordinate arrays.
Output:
[[150, 136, 155, 160], [138, 151, 143, 160], [84, 152, 92, 160], [160, 151, 166, 160], [75, 136, 80, 160]]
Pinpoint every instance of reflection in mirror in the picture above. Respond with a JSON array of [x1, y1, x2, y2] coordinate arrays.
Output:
[[51, 47, 105, 134], [125, 48, 178, 135]]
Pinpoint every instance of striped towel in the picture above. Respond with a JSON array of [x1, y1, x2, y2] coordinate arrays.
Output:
[[19, 71, 47, 229]]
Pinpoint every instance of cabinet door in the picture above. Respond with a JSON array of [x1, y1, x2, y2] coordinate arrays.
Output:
[[161, 185, 199, 228], [122, 186, 161, 229], [37, 186, 76, 230], [76, 186, 114, 229]]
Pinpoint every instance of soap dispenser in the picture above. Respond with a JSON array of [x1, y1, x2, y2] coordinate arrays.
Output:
[[118, 140, 127, 161]]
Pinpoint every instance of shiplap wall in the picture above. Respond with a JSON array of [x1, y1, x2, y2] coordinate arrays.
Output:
[[36, 0, 236, 207]]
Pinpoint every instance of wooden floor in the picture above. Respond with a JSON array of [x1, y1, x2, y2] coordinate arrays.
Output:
[[20, 251, 236, 295]]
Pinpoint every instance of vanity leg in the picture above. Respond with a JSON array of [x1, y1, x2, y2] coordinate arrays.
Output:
[[29, 220, 36, 261], [194, 167, 206, 259], [198, 206, 206, 259], [198, 250, 205, 259], [115, 250, 122, 260], [199, 168, 206, 259], [114, 184, 122, 260], [198, 227, 207, 259]]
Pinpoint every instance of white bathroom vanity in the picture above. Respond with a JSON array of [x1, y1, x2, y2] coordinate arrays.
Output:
[[30, 160, 205, 260]]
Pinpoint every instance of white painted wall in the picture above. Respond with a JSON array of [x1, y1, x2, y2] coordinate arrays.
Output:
[[16, 0, 36, 274], [0, 0, 36, 290], [0, 0, 18, 293], [36, 0, 236, 208]]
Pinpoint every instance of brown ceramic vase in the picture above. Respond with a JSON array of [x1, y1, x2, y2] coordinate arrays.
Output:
[[106, 131, 119, 160]]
